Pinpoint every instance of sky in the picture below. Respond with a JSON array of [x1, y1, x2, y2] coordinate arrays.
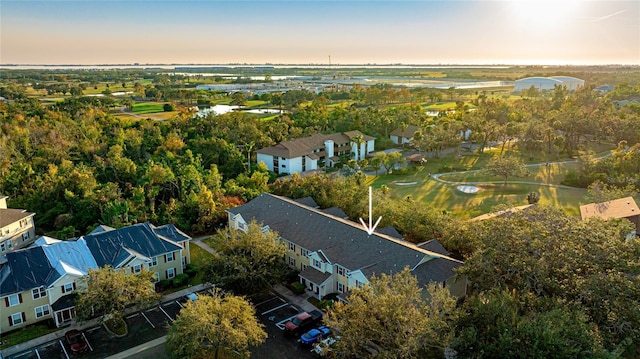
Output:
[[1, 0, 638, 65]]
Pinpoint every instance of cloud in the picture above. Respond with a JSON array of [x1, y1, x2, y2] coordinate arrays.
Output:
[[590, 9, 626, 22]]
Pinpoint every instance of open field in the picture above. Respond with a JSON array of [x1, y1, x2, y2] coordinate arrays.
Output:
[[132, 102, 166, 114], [113, 111, 178, 121], [369, 167, 587, 218]]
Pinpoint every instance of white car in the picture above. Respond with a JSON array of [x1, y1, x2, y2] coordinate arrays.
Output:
[[311, 336, 339, 356]]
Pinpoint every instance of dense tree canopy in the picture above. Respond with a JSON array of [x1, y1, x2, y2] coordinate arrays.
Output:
[[165, 291, 267, 359]]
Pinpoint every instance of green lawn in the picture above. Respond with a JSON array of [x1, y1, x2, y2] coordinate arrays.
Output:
[[189, 241, 214, 285], [369, 167, 587, 218], [0, 323, 58, 349], [132, 102, 166, 114]]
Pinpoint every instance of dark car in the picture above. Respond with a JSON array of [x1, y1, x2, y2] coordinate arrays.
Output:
[[65, 329, 88, 353], [299, 326, 332, 345]]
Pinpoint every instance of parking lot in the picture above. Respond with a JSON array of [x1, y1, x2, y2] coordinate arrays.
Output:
[[248, 291, 317, 359], [6, 289, 319, 359]]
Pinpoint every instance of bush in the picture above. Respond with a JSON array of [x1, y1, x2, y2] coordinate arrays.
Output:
[[163, 103, 175, 112], [184, 264, 198, 278], [172, 274, 189, 287], [156, 279, 171, 292], [290, 282, 305, 295]]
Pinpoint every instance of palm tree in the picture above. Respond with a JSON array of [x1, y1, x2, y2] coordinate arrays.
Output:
[[352, 134, 365, 162]]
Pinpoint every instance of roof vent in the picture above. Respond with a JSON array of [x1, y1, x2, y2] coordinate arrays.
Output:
[[379, 250, 382, 254]]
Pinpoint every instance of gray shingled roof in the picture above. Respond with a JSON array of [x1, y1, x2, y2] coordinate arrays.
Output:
[[411, 257, 464, 287], [154, 224, 191, 243], [295, 196, 319, 208], [227, 194, 462, 283], [322, 207, 348, 219], [417, 239, 450, 256], [378, 226, 403, 239], [0, 247, 60, 296], [300, 267, 332, 285], [0, 208, 34, 228], [83, 223, 183, 267]]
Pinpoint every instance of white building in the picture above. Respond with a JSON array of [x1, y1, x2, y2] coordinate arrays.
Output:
[[257, 131, 375, 175], [514, 76, 584, 92]]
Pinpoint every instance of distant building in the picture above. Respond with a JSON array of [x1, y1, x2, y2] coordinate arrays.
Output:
[[390, 125, 420, 145], [257, 131, 375, 175], [580, 197, 639, 236], [0, 196, 36, 255], [594, 84, 614, 94], [514, 76, 584, 92]]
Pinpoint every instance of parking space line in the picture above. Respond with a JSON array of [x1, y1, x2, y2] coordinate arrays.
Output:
[[34, 348, 41, 359], [176, 300, 185, 308], [59, 339, 70, 359], [254, 296, 285, 308], [82, 331, 94, 352], [140, 311, 155, 328], [276, 313, 300, 330], [262, 302, 290, 316], [159, 305, 174, 321]]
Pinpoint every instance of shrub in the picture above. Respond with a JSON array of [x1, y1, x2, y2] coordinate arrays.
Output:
[[156, 279, 171, 292], [172, 274, 189, 287], [184, 264, 198, 278], [163, 103, 175, 112], [290, 282, 305, 295]]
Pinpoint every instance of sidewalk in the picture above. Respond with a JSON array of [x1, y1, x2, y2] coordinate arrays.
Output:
[[273, 284, 322, 314], [0, 283, 212, 358]]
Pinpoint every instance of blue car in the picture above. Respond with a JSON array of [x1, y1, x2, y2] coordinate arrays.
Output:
[[299, 326, 332, 345]]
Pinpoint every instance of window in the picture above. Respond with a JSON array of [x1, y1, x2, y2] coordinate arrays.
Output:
[[0, 242, 5, 253], [302, 264, 307, 271], [355, 280, 364, 289], [7, 239, 11, 249], [149, 257, 158, 267], [238, 222, 246, 230], [165, 252, 175, 262], [301, 249, 309, 257], [132, 265, 142, 274], [337, 282, 344, 293], [313, 259, 322, 269], [20, 219, 28, 227], [5, 294, 21, 307], [289, 257, 296, 266], [336, 265, 346, 277], [32, 287, 47, 300], [167, 268, 176, 279], [282, 164, 286, 168], [35, 305, 50, 319], [22, 232, 29, 241], [61, 283, 75, 294], [9, 312, 25, 326], [289, 242, 296, 252]]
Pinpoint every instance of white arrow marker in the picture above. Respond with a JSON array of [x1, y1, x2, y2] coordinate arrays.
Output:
[[359, 186, 382, 235]]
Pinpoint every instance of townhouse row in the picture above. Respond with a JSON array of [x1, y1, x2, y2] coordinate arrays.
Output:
[[0, 222, 191, 333]]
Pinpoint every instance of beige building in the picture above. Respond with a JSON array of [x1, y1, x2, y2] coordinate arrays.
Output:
[[227, 194, 466, 301], [580, 197, 640, 235], [0, 222, 191, 334], [0, 195, 36, 254]]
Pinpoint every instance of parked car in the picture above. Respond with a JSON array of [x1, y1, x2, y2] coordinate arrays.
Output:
[[284, 310, 323, 335], [299, 326, 331, 345], [65, 329, 88, 353]]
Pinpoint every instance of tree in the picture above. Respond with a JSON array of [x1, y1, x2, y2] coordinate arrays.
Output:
[[166, 290, 267, 359], [460, 206, 640, 350], [484, 155, 529, 184], [352, 134, 365, 161], [75, 266, 159, 330], [451, 290, 606, 358], [205, 220, 288, 294], [380, 151, 405, 174], [325, 268, 459, 358], [230, 91, 247, 106]]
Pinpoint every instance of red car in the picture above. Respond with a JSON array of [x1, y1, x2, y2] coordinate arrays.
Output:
[[65, 329, 88, 353]]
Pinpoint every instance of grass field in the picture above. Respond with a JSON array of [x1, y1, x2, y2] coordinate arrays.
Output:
[[369, 167, 587, 218], [132, 102, 166, 114], [114, 111, 177, 121]]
